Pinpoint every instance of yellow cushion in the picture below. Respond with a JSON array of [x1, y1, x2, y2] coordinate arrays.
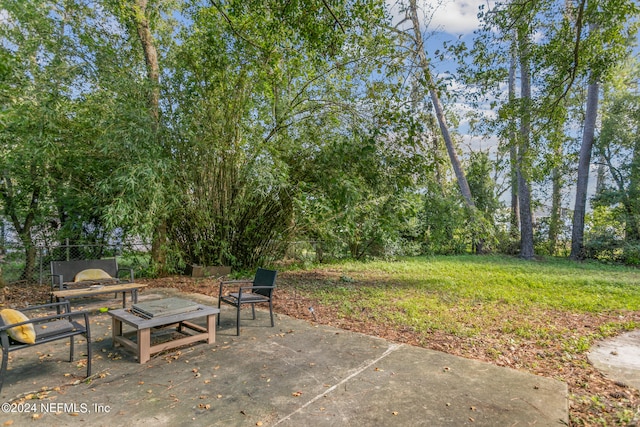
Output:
[[74, 268, 112, 282], [0, 309, 36, 344]]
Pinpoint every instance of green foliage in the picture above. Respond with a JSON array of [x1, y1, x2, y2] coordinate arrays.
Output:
[[467, 152, 499, 217], [155, 0, 400, 268], [0, 1, 133, 277], [294, 124, 428, 260], [2, 0, 639, 275], [0, 0, 158, 243], [462, 0, 639, 262], [589, 64, 640, 264], [420, 183, 469, 255]]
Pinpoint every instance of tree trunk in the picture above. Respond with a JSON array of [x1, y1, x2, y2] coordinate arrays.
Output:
[[407, 0, 475, 209], [132, 0, 166, 271], [595, 152, 606, 194], [8, 192, 39, 281], [134, 0, 160, 127], [570, 78, 599, 259], [517, 27, 535, 260], [548, 163, 562, 255], [517, 171, 535, 259], [548, 115, 565, 255], [22, 244, 37, 282], [508, 36, 520, 241]]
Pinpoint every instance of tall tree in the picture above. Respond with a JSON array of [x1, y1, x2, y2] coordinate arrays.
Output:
[[160, 0, 396, 268], [0, 1, 93, 277], [406, 0, 475, 210], [568, 0, 639, 258], [570, 70, 599, 259], [508, 35, 520, 243], [515, 18, 535, 259], [130, 0, 167, 271], [548, 140, 566, 255], [468, 0, 638, 259]]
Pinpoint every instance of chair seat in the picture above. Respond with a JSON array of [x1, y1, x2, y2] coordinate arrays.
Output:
[[224, 292, 270, 303], [218, 268, 277, 335], [64, 278, 119, 289], [35, 320, 76, 340]]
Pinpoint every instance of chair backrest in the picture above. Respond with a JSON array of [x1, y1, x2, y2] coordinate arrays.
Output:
[[50, 259, 118, 283], [252, 268, 277, 297]]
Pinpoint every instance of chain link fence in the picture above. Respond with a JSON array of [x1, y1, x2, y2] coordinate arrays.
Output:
[[0, 240, 338, 285], [0, 243, 151, 285]]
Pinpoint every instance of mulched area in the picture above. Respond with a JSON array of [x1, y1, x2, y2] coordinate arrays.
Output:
[[2, 272, 639, 426]]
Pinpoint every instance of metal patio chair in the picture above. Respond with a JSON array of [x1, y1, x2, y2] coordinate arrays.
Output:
[[217, 268, 277, 336]]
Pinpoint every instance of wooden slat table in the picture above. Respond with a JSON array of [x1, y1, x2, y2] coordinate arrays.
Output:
[[52, 283, 147, 308], [108, 301, 219, 364]]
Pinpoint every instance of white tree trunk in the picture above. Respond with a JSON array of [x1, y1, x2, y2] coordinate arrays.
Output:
[[517, 28, 535, 259], [508, 35, 520, 238], [570, 78, 599, 259], [407, 0, 475, 209]]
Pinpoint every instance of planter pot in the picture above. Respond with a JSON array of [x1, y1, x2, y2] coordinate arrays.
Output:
[[186, 265, 231, 278]]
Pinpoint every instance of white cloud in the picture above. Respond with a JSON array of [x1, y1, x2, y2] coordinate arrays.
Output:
[[427, 0, 487, 35], [388, 0, 489, 35]]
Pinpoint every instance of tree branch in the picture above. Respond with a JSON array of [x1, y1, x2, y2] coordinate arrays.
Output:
[[321, 0, 345, 34]]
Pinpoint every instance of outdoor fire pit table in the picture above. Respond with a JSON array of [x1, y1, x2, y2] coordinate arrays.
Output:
[[108, 297, 219, 363]]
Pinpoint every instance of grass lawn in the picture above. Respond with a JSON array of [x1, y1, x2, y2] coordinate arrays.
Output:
[[274, 255, 640, 425]]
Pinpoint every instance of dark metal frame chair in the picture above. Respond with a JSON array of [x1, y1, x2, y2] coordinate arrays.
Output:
[[217, 268, 277, 335], [0, 301, 92, 392]]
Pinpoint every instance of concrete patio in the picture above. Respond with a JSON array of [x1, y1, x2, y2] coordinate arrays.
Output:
[[0, 289, 568, 426]]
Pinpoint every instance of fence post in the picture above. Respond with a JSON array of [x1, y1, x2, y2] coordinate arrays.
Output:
[[38, 246, 43, 285], [65, 238, 70, 261]]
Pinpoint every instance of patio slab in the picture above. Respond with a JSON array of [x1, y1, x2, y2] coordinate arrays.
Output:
[[588, 329, 640, 391], [0, 289, 568, 426]]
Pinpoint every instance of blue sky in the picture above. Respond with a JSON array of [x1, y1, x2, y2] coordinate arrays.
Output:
[[397, 0, 640, 212], [389, 1, 500, 154]]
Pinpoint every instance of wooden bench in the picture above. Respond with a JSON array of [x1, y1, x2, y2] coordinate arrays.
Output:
[[49, 259, 140, 307], [52, 283, 147, 308], [50, 259, 134, 289]]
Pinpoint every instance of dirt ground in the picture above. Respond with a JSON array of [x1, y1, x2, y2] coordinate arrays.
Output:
[[2, 272, 639, 426]]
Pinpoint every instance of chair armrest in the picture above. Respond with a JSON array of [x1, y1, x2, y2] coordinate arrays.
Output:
[[49, 274, 65, 290], [219, 279, 252, 296], [21, 301, 72, 314], [220, 279, 253, 285], [0, 309, 90, 333], [237, 286, 275, 296]]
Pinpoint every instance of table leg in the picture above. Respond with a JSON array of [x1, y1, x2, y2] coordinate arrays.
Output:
[[112, 317, 122, 348], [207, 314, 216, 344], [137, 328, 151, 364]]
